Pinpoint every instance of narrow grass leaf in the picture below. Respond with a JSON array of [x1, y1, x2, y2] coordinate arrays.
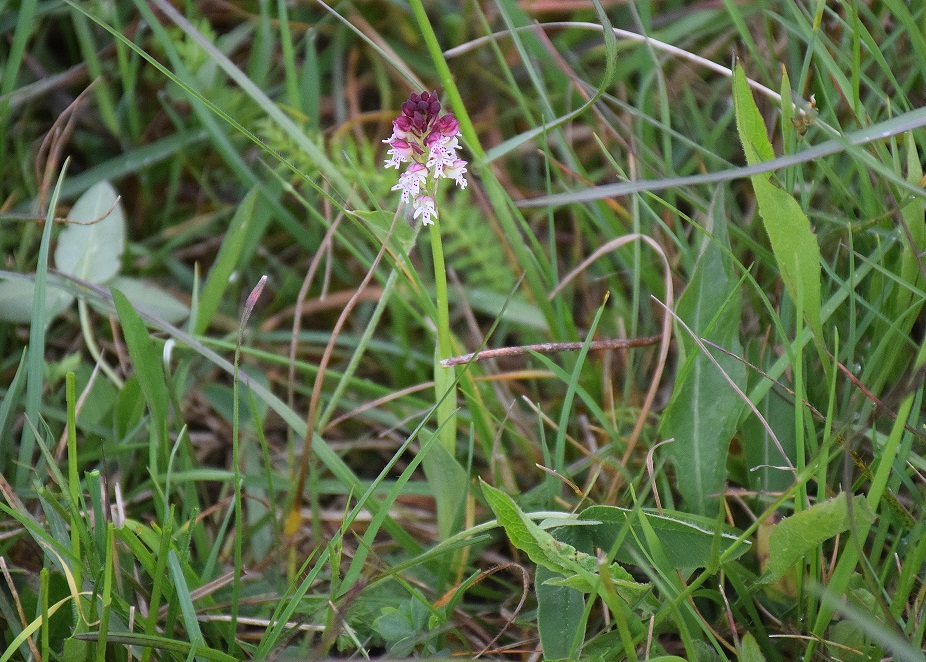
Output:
[[167, 550, 205, 647], [0, 594, 76, 662], [18, 162, 67, 488], [73, 632, 239, 662], [553, 299, 607, 475], [253, 548, 326, 658], [0, 350, 27, 473], [879, 133, 926, 385], [766, 494, 875, 580], [733, 63, 823, 340]]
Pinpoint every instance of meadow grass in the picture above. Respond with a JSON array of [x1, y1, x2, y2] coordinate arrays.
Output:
[[1, 0, 925, 660]]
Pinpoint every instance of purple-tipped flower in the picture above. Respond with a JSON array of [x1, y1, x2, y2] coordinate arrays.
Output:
[[384, 91, 467, 226]]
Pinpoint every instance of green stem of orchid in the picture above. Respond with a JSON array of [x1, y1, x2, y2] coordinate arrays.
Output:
[[428, 214, 456, 457]]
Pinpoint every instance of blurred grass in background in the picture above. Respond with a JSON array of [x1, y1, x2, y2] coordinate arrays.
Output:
[[1, 0, 925, 659]]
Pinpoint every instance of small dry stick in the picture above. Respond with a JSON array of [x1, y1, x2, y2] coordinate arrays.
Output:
[[440, 335, 661, 367]]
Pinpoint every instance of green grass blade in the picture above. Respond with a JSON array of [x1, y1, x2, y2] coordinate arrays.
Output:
[[18, 160, 68, 488], [73, 632, 239, 662]]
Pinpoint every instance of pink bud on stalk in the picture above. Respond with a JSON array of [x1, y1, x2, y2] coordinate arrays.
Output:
[[242, 275, 268, 327]]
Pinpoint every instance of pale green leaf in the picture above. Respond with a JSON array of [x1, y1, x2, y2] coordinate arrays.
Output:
[[0, 279, 73, 323], [107, 276, 189, 325], [734, 65, 775, 164], [421, 435, 468, 534], [54, 180, 125, 283]]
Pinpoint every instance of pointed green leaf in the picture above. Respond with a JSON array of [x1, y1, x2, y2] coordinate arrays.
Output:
[[111, 288, 170, 432], [739, 633, 768, 662], [733, 64, 823, 339], [421, 436, 468, 535], [195, 186, 268, 334], [481, 481, 647, 598]]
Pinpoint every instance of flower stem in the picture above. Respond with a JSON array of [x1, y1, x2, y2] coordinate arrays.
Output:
[[428, 216, 456, 456]]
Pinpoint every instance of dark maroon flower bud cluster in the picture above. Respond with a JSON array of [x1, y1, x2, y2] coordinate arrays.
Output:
[[401, 91, 442, 131]]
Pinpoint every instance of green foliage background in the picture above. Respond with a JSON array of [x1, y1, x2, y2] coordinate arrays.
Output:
[[1, 0, 925, 660]]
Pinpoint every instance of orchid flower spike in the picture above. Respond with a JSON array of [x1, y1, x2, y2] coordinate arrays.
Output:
[[384, 91, 467, 226]]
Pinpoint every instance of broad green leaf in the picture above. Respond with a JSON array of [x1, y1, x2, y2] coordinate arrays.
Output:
[[481, 481, 648, 599], [54, 180, 125, 283], [741, 386, 797, 495], [536, 563, 585, 660], [421, 436, 468, 536], [576, 504, 749, 569], [661, 189, 746, 515], [536, 521, 590, 661], [733, 63, 823, 339], [107, 276, 190, 325], [877, 134, 926, 387], [766, 494, 875, 580], [0, 279, 73, 323]]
